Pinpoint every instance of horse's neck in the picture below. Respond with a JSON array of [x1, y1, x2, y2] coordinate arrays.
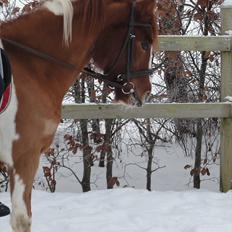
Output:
[[1, 9, 97, 103], [1, 10, 68, 62]]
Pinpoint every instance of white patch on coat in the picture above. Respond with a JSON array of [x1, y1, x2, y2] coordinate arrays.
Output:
[[43, 0, 74, 46], [43, 119, 58, 136], [0, 79, 19, 166], [11, 174, 31, 232]]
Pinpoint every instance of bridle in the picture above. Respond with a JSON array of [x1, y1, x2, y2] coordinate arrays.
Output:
[[84, 0, 154, 95], [1, 1, 154, 96]]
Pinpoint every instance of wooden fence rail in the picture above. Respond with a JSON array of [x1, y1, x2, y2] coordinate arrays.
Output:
[[158, 35, 232, 51], [62, 102, 232, 120], [62, 1, 232, 193]]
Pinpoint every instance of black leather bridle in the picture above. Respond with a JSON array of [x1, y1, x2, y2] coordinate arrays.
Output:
[[1, 1, 154, 96], [83, 0, 154, 95]]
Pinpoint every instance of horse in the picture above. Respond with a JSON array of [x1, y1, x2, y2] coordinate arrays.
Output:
[[0, 0, 157, 231]]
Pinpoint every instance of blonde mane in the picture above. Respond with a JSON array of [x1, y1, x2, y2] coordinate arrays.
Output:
[[43, 0, 74, 46]]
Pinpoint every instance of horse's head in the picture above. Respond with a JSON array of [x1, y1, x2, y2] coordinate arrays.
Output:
[[92, 0, 157, 106]]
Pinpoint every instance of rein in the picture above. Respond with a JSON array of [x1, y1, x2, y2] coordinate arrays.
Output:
[[1, 1, 154, 95], [1, 37, 77, 70], [1, 37, 130, 90], [1, 37, 128, 91]]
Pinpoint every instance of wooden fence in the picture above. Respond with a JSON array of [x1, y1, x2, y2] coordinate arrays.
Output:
[[62, 1, 232, 193]]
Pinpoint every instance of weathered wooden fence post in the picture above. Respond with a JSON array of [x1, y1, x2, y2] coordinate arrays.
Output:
[[220, 0, 232, 192]]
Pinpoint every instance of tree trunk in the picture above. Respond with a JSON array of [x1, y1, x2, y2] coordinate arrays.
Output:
[[193, 119, 203, 188], [146, 147, 153, 191], [145, 118, 154, 191], [193, 49, 208, 189], [86, 75, 101, 143], [80, 119, 92, 192], [105, 119, 114, 189], [74, 77, 92, 192], [99, 83, 113, 170], [99, 151, 106, 167]]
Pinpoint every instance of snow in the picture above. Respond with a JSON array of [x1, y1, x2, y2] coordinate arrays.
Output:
[[224, 96, 232, 102], [1, 189, 231, 232], [225, 30, 232, 35], [222, 0, 232, 7]]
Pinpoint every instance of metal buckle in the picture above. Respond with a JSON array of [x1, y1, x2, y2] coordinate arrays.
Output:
[[107, 84, 115, 90], [130, 34, 136, 39], [116, 74, 124, 82], [122, 82, 135, 95]]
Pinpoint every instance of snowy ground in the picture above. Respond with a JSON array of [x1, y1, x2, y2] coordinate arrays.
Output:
[[0, 134, 229, 232], [1, 188, 232, 232], [0, 125, 225, 231]]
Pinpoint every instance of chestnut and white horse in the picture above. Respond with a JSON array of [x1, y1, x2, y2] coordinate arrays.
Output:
[[0, 0, 157, 231]]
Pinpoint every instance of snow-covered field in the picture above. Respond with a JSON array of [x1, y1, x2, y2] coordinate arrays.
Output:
[[0, 123, 224, 231], [1, 188, 232, 232], [0, 123, 228, 232]]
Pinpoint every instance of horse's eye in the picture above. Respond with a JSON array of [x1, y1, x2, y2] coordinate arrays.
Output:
[[141, 41, 150, 51]]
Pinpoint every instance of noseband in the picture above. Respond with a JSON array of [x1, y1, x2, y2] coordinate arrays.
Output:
[[1, 1, 154, 96], [84, 1, 154, 95]]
